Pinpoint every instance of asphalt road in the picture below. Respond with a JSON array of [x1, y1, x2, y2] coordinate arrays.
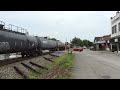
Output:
[[72, 49, 120, 79]]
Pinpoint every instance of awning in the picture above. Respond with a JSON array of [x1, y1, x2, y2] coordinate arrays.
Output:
[[94, 40, 106, 44], [110, 35, 120, 43]]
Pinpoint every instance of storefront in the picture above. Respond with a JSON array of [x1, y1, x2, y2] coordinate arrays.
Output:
[[110, 35, 120, 52], [94, 35, 111, 51]]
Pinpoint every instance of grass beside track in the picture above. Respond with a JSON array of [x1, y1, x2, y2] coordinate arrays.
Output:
[[29, 53, 75, 79]]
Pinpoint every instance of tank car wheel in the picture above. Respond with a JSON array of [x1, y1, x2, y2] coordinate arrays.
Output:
[[38, 51, 42, 56], [26, 54, 29, 57]]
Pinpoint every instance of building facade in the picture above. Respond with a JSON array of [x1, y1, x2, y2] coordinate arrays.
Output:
[[94, 35, 111, 51], [110, 11, 120, 52]]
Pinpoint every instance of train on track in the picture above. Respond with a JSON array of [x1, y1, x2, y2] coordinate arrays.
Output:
[[0, 21, 65, 58]]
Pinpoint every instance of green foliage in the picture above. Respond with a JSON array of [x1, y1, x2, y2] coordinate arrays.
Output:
[[71, 37, 83, 46], [54, 53, 75, 79], [71, 37, 93, 47], [56, 54, 74, 68], [50, 38, 57, 41]]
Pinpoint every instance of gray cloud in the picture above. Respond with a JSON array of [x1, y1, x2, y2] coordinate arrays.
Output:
[[0, 11, 116, 42]]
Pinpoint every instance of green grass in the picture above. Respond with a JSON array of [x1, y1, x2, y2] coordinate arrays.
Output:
[[54, 53, 75, 79], [29, 53, 75, 79]]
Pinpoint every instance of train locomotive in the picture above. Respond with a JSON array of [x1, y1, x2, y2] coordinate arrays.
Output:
[[0, 22, 65, 58]]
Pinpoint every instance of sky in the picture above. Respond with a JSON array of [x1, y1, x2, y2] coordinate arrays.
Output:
[[0, 11, 117, 43]]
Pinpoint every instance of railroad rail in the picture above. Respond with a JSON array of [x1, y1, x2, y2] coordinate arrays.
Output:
[[49, 53, 60, 57], [0, 52, 55, 67]]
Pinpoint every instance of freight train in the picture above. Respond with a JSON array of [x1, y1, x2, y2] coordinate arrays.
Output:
[[0, 22, 65, 58]]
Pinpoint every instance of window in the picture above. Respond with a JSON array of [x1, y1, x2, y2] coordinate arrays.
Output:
[[119, 23, 120, 31], [112, 26, 114, 34], [112, 25, 117, 34], [115, 25, 117, 33]]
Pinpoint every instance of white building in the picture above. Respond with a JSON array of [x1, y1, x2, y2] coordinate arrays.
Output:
[[110, 11, 120, 52], [111, 11, 120, 38]]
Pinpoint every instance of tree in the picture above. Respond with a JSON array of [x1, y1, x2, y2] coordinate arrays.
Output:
[[71, 37, 83, 47], [78, 38, 84, 47], [88, 41, 94, 47], [83, 39, 88, 47], [71, 37, 93, 47], [49, 38, 57, 41]]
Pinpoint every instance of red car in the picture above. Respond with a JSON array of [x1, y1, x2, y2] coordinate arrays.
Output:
[[73, 46, 83, 52]]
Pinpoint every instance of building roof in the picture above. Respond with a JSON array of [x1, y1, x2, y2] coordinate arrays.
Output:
[[94, 37, 102, 42], [94, 35, 111, 42], [111, 11, 120, 20], [103, 35, 111, 40]]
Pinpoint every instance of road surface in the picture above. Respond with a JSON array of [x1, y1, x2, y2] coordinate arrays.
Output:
[[72, 49, 120, 79]]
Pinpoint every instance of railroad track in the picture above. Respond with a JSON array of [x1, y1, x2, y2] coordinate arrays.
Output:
[[0, 52, 56, 67], [14, 61, 50, 79], [0, 51, 63, 79], [14, 66, 29, 79]]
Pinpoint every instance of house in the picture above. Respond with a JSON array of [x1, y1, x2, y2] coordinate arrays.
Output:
[[110, 11, 120, 52], [94, 35, 111, 51]]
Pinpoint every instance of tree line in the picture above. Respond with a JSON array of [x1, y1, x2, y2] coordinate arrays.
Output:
[[71, 37, 93, 47]]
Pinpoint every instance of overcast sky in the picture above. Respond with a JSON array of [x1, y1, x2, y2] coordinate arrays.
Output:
[[0, 11, 117, 42]]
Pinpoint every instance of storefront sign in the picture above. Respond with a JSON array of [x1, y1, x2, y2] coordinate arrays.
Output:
[[101, 44, 105, 46], [115, 39, 118, 42], [98, 41, 105, 43]]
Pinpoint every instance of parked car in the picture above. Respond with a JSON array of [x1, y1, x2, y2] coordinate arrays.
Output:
[[83, 46, 87, 49], [89, 46, 94, 50], [73, 46, 83, 52]]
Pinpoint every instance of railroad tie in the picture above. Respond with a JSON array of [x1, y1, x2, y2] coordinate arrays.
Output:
[[21, 62, 41, 74], [14, 66, 29, 79], [43, 57, 55, 63], [29, 62, 48, 70]]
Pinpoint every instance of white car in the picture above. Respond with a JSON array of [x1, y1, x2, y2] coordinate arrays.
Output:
[[83, 46, 87, 49]]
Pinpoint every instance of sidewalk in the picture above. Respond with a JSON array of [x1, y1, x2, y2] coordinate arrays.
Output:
[[98, 50, 120, 56]]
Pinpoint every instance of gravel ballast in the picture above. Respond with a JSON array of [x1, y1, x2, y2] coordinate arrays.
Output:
[[0, 51, 65, 79]]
